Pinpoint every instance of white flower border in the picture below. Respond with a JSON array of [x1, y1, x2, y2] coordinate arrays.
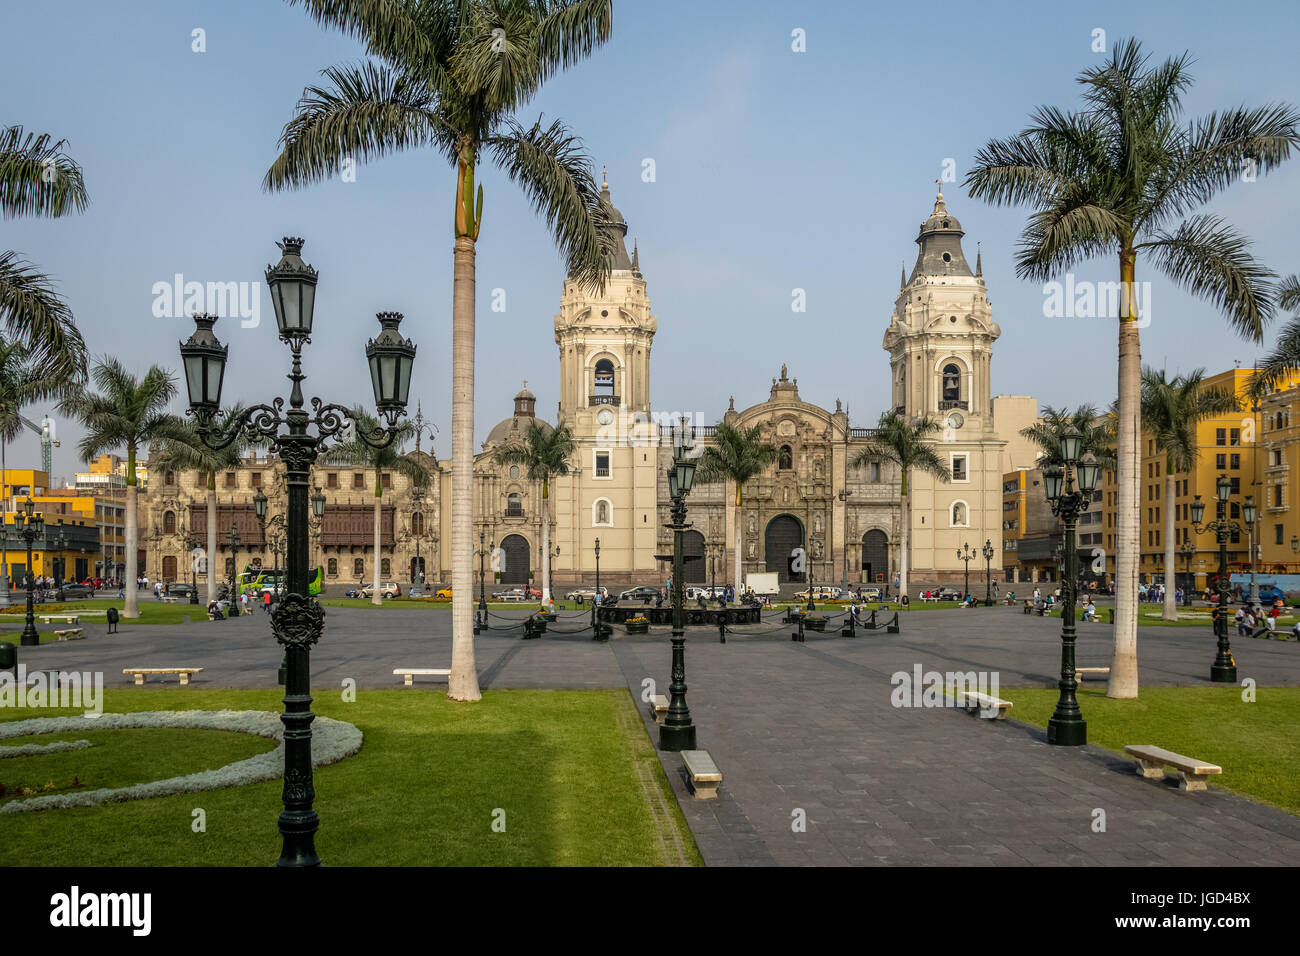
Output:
[[0, 710, 363, 814], [0, 739, 93, 759]]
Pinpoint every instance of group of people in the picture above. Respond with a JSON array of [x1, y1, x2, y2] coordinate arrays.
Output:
[[1138, 582, 1184, 604], [1234, 601, 1296, 639]]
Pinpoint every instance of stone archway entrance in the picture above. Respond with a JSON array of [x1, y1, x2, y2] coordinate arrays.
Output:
[[410, 556, 425, 584], [765, 514, 805, 583], [500, 534, 530, 585], [682, 529, 706, 584], [861, 529, 889, 585]]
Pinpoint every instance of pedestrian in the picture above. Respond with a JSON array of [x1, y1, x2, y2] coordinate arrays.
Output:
[[263, 590, 272, 614], [240, 590, 249, 614]]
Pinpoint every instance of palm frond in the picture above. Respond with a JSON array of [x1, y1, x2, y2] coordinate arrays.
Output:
[[0, 251, 88, 381], [283, 0, 455, 86], [0, 126, 89, 220]]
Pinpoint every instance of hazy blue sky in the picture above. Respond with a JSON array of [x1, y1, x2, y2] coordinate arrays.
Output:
[[5, 0, 1299, 481]]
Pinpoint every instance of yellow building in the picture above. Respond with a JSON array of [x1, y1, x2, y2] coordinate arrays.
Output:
[[0, 469, 102, 587], [1258, 370, 1300, 574]]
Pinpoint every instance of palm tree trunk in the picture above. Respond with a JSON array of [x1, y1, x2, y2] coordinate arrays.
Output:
[[540, 479, 551, 605], [733, 487, 743, 598], [1163, 466, 1177, 622], [372, 491, 382, 606], [448, 233, 481, 701], [0, 438, 10, 607], [123, 468, 139, 619], [206, 479, 217, 604], [1108, 250, 1141, 698], [898, 488, 910, 602]]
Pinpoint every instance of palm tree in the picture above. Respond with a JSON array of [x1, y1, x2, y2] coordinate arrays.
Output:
[[57, 359, 183, 619], [1252, 275, 1300, 395], [694, 422, 777, 597], [965, 38, 1298, 699], [491, 418, 574, 605], [324, 409, 429, 606], [0, 338, 71, 604], [1019, 404, 1117, 470], [0, 125, 90, 381], [148, 408, 255, 605], [265, 0, 614, 702], [1141, 368, 1240, 621], [851, 413, 951, 601]]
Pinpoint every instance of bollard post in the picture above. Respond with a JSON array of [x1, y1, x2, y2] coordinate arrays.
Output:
[[792, 615, 805, 643], [841, 609, 856, 638], [718, 615, 726, 644]]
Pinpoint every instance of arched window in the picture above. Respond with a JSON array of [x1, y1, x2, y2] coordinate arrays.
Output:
[[506, 493, 523, 517], [951, 501, 968, 527], [163, 510, 176, 534], [381, 558, 391, 577], [942, 364, 962, 404], [327, 558, 338, 577], [594, 358, 615, 397], [411, 512, 424, 536], [778, 445, 793, 470], [353, 558, 365, 578]]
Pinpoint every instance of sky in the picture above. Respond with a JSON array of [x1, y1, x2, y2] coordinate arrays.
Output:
[[5, 0, 1299, 484]]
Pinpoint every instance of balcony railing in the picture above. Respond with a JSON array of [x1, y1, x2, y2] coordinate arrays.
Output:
[[589, 395, 619, 406], [938, 400, 969, 411], [849, 427, 879, 439]]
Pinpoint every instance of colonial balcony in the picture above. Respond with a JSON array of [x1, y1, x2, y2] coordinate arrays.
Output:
[[588, 394, 619, 406], [938, 400, 969, 411]]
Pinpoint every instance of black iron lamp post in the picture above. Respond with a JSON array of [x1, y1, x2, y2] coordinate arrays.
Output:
[[309, 487, 325, 576], [17, 498, 43, 646], [957, 542, 974, 601], [1179, 539, 1196, 606], [1189, 475, 1251, 683], [51, 520, 67, 590], [180, 236, 415, 868], [474, 532, 489, 635], [182, 530, 201, 603], [982, 539, 994, 606], [1042, 428, 1101, 747], [225, 523, 242, 616], [660, 419, 698, 752], [591, 537, 610, 641]]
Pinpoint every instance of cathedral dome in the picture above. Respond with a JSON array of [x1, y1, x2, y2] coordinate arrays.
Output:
[[593, 171, 634, 272], [484, 385, 550, 448], [908, 188, 974, 281]]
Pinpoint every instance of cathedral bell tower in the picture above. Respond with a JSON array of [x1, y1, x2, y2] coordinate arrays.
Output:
[[881, 187, 1004, 585]]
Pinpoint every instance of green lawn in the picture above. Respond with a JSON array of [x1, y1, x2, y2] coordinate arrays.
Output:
[[1002, 686, 1300, 815], [320, 598, 588, 611], [0, 599, 202, 625], [0, 687, 701, 867]]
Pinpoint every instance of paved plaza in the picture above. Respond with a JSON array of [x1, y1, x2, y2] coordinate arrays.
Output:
[[12, 604, 1300, 866]]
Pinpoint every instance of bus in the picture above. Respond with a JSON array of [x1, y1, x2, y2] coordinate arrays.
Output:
[[237, 565, 323, 596]]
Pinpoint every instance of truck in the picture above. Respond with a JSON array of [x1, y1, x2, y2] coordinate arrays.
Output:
[[745, 572, 780, 596]]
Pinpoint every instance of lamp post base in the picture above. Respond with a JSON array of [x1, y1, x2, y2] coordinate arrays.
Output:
[[1047, 716, 1087, 746], [658, 722, 696, 752], [1210, 663, 1237, 683]]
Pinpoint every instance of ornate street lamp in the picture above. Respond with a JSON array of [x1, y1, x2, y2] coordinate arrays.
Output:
[[1179, 539, 1196, 606], [51, 520, 68, 590], [1042, 428, 1100, 746], [1189, 476, 1250, 682], [660, 418, 698, 752], [225, 522, 242, 616], [17, 499, 43, 646], [180, 236, 414, 868], [957, 542, 974, 601], [182, 530, 201, 604], [982, 539, 994, 606], [592, 537, 609, 641], [474, 532, 489, 635]]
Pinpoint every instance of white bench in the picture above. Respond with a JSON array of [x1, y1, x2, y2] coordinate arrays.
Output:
[[123, 667, 203, 686], [41, 615, 79, 625], [53, 628, 84, 641], [1075, 667, 1110, 681], [161, 596, 181, 603], [648, 694, 669, 724], [1125, 745, 1222, 792], [681, 750, 722, 800], [955, 690, 1013, 719], [394, 668, 451, 687]]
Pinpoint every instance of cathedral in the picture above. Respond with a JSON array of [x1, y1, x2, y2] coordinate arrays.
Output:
[[141, 179, 1035, 596]]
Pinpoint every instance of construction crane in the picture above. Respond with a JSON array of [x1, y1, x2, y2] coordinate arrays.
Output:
[[18, 414, 59, 478]]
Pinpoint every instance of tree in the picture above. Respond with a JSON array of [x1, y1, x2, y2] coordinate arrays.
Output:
[[0, 126, 89, 381], [0, 339, 71, 602], [965, 37, 1298, 698], [265, 0, 614, 702], [694, 422, 777, 597], [851, 413, 950, 601], [57, 359, 184, 618], [1019, 404, 1117, 470], [1140, 368, 1240, 620], [324, 409, 428, 605], [491, 418, 574, 605], [1252, 275, 1300, 395], [148, 408, 256, 604]]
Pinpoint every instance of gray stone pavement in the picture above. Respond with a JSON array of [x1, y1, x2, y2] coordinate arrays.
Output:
[[9, 603, 1300, 865]]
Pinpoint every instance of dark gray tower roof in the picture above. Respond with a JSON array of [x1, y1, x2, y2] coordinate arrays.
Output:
[[907, 188, 974, 282], [594, 171, 634, 272]]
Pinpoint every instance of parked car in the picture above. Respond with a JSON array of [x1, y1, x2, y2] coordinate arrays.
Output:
[[565, 586, 609, 604], [1257, 584, 1286, 606], [359, 581, 402, 599], [858, 587, 882, 602], [167, 582, 198, 600], [56, 583, 94, 600], [936, 587, 963, 601], [793, 586, 843, 601], [492, 587, 535, 601], [619, 586, 661, 603], [434, 586, 454, 600]]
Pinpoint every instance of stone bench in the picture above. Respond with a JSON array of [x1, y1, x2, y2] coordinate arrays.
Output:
[[955, 690, 1013, 719], [648, 694, 669, 725], [394, 667, 451, 687], [123, 667, 203, 686], [1075, 667, 1110, 681], [1125, 744, 1222, 792], [41, 615, 79, 625], [681, 749, 722, 800], [161, 596, 181, 603], [53, 628, 84, 641]]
